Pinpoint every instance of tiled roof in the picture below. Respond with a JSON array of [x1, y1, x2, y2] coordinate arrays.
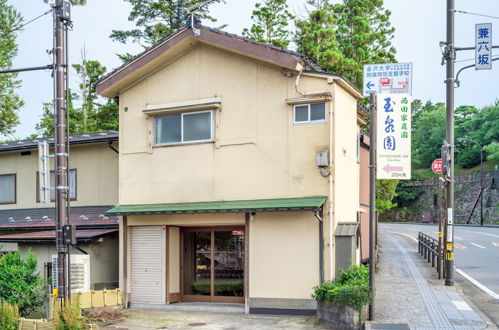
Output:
[[0, 131, 118, 152], [0, 228, 118, 243], [0, 206, 118, 230]]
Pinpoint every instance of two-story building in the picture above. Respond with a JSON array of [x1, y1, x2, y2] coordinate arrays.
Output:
[[0, 131, 120, 290], [96, 25, 365, 315]]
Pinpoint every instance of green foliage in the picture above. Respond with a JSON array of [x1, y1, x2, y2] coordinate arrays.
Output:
[[312, 265, 373, 311], [53, 300, 89, 330], [0, 0, 24, 136], [393, 185, 423, 207], [36, 58, 118, 136], [484, 142, 499, 164], [110, 0, 224, 50], [376, 179, 398, 213], [191, 281, 243, 296], [295, 0, 396, 89], [0, 251, 45, 316], [242, 0, 294, 48], [0, 301, 19, 330]]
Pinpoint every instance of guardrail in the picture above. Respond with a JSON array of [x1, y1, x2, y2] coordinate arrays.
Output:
[[418, 232, 444, 278]]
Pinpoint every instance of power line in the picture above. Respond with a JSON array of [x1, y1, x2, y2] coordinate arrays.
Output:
[[10, 9, 53, 34], [454, 9, 499, 20]]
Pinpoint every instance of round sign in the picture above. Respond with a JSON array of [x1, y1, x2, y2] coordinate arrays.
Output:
[[432, 158, 442, 174]]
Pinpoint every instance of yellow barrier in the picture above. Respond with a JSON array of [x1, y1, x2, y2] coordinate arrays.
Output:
[[18, 319, 99, 330], [51, 289, 123, 310]]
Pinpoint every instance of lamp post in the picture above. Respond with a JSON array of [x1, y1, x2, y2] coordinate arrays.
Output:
[[457, 138, 484, 226]]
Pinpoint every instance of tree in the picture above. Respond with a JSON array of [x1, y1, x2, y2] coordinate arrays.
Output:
[[0, 251, 45, 316], [295, 0, 396, 89], [36, 58, 118, 136], [242, 0, 295, 48], [110, 0, 224, 61], [0, 0, 24, 136], [484, 142, 499, 165], [376, 179, 398, 213]]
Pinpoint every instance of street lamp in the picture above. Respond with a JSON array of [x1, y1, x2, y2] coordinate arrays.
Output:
[[457, 137, 484, 226]]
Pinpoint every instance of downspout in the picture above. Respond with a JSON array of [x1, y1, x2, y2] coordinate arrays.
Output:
[[314, 210, 324, 284], [295, 67, 334, 281]]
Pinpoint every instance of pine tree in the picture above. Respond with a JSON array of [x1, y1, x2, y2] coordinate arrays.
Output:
[[295, 0, 396, 89], [242, 0, 295, 48], [0, 0, 24, 136]]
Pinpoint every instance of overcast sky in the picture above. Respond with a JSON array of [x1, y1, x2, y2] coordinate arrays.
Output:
[[8, 0, 499, 139]]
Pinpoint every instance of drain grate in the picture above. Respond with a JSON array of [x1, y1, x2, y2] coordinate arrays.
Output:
[[188, 323, 207, 327]]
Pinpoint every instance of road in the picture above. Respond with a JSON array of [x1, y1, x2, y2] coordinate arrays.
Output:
[[380, 223, 499, 326]]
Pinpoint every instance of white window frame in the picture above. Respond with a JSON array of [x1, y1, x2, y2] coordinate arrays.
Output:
[[293, 103, 326, 124], [154, 110, 215, 146]]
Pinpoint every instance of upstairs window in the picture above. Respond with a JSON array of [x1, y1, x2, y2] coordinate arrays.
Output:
[[155, 110, 214, 146], [0, 174, 16, 204], [294, 103, 326, 124], [36, 169, 77, 202]]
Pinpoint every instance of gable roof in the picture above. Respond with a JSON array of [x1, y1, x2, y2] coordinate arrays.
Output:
[[0, 228, 118, 243], [96, 25, 322, 98], [0, 131, 118, 153]]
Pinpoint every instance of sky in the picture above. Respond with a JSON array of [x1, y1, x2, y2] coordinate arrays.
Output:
[[7, 0, 499, 140]]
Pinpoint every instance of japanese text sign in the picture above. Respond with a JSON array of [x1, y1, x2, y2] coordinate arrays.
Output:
[[376, 94, 411, 180], [476, 23, 492, 70], [363, 62, 412, 97]]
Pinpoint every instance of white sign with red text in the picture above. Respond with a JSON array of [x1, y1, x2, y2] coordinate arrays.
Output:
[[376, 94, 411, 180]]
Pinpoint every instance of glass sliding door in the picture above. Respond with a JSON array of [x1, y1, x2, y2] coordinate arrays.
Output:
[[181, 227, 245, 303]]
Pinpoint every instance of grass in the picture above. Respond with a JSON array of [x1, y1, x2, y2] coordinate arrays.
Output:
[[412, 160, 497, 180]]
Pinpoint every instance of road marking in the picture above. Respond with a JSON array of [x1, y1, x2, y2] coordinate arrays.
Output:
[[454, 243, 467, 249], [455, 235, 463, 240], [492, 242, 499, 247], [452, 300, 472, 311], [471, 243, 485, 249], [461, 230, 499, 238], [390, 231, 418, 242], [455, 268, 499, 300]]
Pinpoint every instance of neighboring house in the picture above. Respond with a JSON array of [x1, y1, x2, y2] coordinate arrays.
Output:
[[358, 131, 371, 264], [0, 131, 119, 290], [96, 25, 365, 315]]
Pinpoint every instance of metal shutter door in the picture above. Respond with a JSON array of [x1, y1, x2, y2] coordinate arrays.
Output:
[[130, 226, 165, 304]]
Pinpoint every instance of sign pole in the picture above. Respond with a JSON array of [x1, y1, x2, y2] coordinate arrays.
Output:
[[437, 178, 443, 279], [368, 93, 377, 321]]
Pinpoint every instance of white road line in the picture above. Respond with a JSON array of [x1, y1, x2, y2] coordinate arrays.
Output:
[[471, 243, 486, 249], [390, 231, 418, 242], [455, 235, 463, 240], [461, 230, 499, 238], [455, 268, 499, 300]]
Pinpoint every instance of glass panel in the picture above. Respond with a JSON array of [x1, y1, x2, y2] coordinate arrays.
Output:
[[310, 103, 326, 121], [183, 231, 212, 296], [295, 105, 309, 122], [49, 170, 76, 201], [0, 175, 15, 204], [183, 112, 212, 142], [156, 114, 181, 144], [214, 230, 244, 297]]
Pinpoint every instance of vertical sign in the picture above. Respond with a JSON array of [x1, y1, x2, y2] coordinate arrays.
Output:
[[363, 63, 413, 97], [376, 94, 411, 180], [475, 23, 492, 70]]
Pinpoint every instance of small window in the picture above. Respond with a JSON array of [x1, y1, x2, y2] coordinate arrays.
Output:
[[356, 134, 361, 163], [0, 174, 16, 204], [155, 110, 214, 145], [36, 169, 77, 202], [294, 103, 326, 124]]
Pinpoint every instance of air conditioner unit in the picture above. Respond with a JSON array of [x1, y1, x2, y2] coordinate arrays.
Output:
[[52, 254, 90, 293]]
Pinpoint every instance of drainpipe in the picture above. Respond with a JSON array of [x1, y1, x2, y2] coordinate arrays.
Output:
[[295, 68, 334, 281], [314, 210, 324, 284]]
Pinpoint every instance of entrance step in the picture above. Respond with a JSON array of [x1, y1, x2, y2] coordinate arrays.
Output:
[[129, 302, 245, 314]]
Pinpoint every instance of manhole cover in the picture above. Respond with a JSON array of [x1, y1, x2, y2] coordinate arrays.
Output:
[[188, 323, 207, 327]]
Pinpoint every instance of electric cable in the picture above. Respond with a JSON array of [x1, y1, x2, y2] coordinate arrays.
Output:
[[454, 9, 499, 20], [9, 9, 53, 34]]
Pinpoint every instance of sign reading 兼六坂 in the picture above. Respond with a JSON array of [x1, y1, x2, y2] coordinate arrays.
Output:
[[475, 23, 492, 70], [376, 94, 411, 180], [363, 62, 412, 97]]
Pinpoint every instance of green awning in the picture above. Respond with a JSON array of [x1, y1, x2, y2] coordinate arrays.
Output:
[[106, 196, 327, 216]]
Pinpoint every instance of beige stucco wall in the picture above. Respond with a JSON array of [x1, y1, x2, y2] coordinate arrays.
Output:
[[249, 212, 319, 299], [18, 235, 119, 289], [0, 143, 118, 210]]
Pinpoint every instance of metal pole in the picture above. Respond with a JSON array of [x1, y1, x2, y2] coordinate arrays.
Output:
[[54, 0, 69, 300], [437, 179, 442, 279], [444, 0, 455, 286], [480, 147, 483, 226], [368, 93, 376, 320]]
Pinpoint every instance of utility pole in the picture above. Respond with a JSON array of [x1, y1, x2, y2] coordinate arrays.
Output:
[[368, 93, 377, 320], [54, 0, 71, 300], [444, 0, 455, 287]]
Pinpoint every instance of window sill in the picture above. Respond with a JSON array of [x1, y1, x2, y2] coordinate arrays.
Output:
[[293, 120, 327, 125], [154, 140, 215, 148]]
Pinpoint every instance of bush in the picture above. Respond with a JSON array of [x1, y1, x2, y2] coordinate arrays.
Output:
[[191, 281, 243, 296], [312, 265, 373, 311], [0, 251, 45, 316], [0, 301, 19, 330], [53, 300, 89, 330]]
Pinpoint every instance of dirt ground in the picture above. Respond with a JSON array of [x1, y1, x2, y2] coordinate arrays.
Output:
[[99, 309, 328, 330]]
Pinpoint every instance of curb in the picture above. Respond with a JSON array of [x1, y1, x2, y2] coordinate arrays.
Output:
[[381, 222, 499, 228]]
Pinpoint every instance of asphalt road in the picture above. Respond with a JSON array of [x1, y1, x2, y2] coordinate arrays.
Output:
[[380, 222, 499, 326]]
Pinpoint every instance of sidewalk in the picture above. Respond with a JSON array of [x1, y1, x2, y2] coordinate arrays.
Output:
[[369, 229, 496, 330]]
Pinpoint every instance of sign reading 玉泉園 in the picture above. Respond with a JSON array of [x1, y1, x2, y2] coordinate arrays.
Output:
[[376, 94, 411, 180], [475, 23, 492, 70], [363, 62, 412, 97]]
